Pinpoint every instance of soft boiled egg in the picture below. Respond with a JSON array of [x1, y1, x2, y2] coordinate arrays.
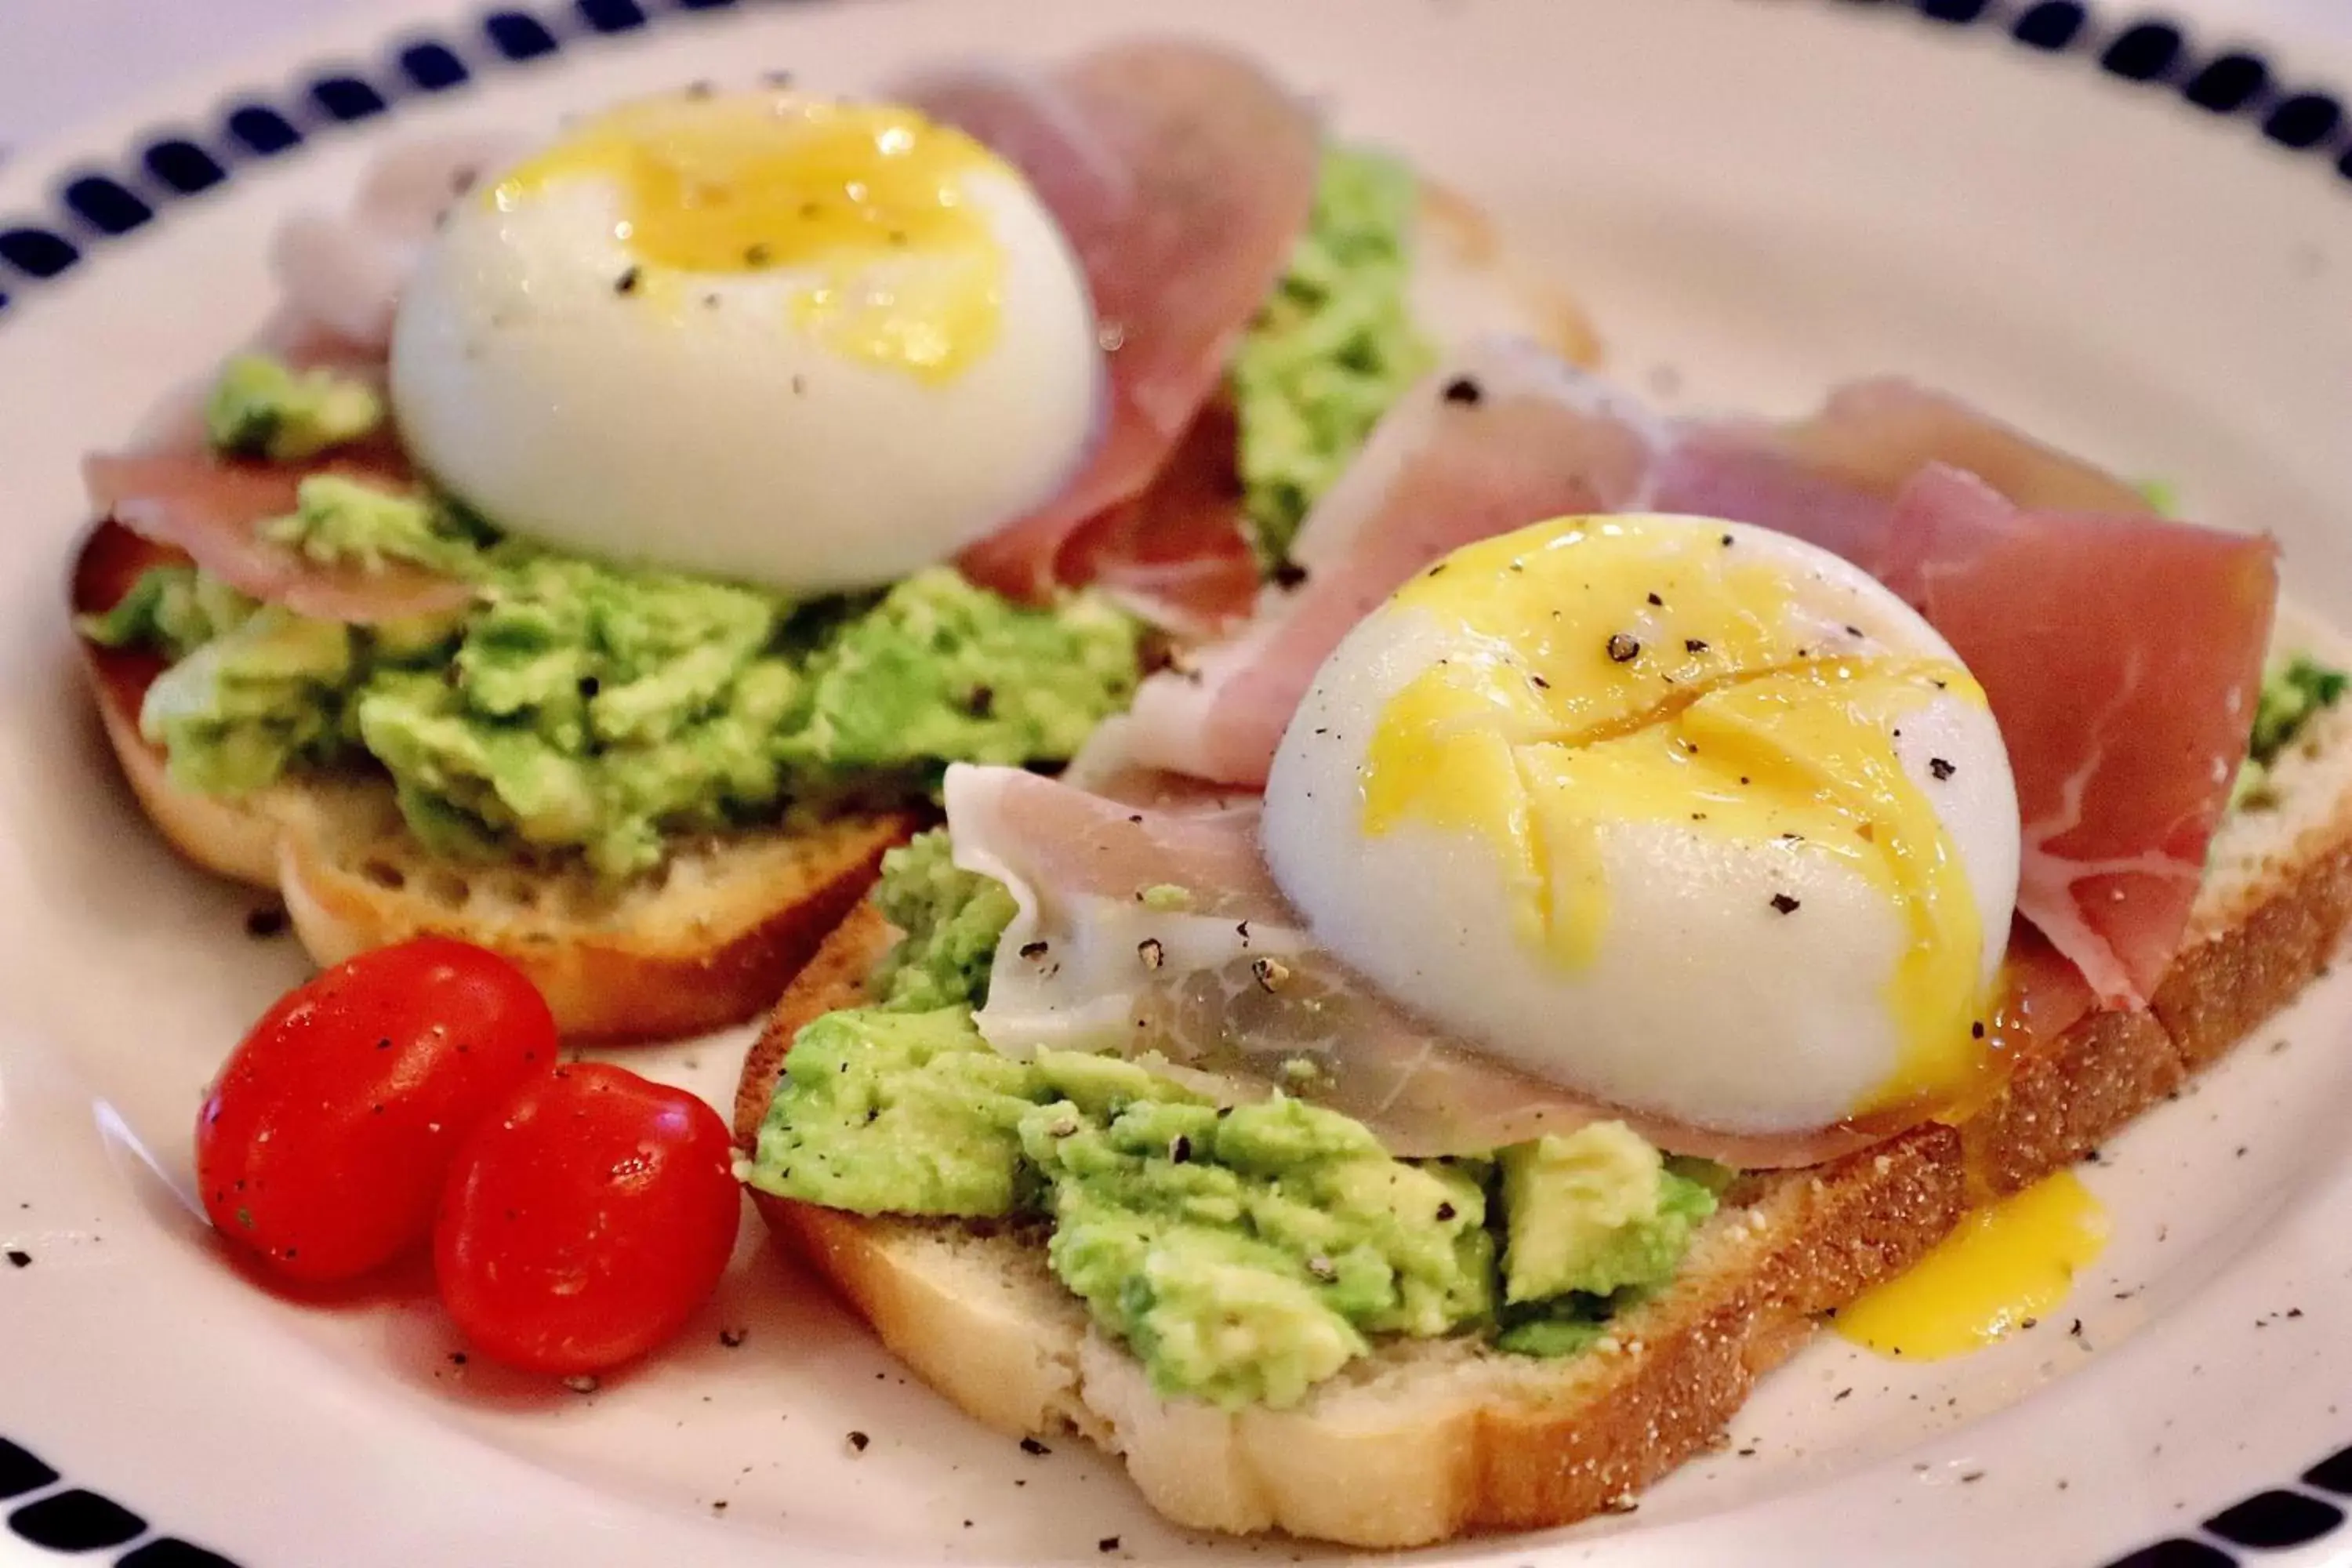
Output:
[[390, 89, 1100, 593], [1259, 515, 2023, 1136]]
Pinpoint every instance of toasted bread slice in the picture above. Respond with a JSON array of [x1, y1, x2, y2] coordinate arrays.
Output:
[[735, 615, 2352, 1546], [72, 522, 918, 1043], [272, 782, 917, 1043]]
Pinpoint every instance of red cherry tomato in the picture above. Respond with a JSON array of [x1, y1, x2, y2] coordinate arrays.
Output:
[[195, 938, 559, 1283], [434, 1064, 741, 1376]]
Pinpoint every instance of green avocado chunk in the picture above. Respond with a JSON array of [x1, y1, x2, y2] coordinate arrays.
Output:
[[138, 606, 356, 796], [2249, 655, 2348, 768], [751, 1007, 1050, 1215], [1028, 1095, 1495, 1410], [1493, 1306, 1611, 1359], [260, 475, 495, 579], [205, 353, 384, 462], [1496, 1124, 1719, 1305], [352, 553, 801, 876], [1231, 144, 1436, 569], [869, 829, 1018, 1013], [2231, 654, 2350, 811], [78, 564, 258, 662], [749, 1006, 1191, 1216]]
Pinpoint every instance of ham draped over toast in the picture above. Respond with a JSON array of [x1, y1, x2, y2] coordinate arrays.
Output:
[[902, 40, 1319, 613], [82, 312, 480, 625], [1871, 468, 2278, 1007], [995, 349, 2278, 1094], [950, 762, 1920, 1167], [82, 448, 474, 624], [1051, 400, 1264, 637]]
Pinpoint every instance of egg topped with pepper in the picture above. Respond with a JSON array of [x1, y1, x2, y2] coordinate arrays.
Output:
[[1260, 514, 2024, 1134], [390, 89, 1100, 593]]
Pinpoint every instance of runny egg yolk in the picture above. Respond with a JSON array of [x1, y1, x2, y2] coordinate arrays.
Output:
[[1359, 516, 1990, 1116], [492, 93, 1005, 381], [1834, 1171, 2110, 1359]]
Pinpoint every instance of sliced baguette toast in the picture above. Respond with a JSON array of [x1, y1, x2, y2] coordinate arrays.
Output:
[[71, 521, 918, 1043], [734, 619, 2352, 1548]]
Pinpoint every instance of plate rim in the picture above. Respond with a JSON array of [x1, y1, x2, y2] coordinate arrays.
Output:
[[5, 0, 2352, 325], [5, 3, 2352, 1566]]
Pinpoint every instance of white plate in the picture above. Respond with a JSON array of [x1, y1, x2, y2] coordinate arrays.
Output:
[[4, 2, 2352, 1565]]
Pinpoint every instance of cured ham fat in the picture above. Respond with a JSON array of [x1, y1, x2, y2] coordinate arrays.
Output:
[[949, 764, 1935, 1168]]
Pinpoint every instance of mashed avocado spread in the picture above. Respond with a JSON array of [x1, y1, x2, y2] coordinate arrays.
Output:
[[86, 364, 1143, 878], [744, 833, 1718, 1410], [1231, 146, 1435, 569], [867, 830, 1018, 1011], [2232, 655, 2350, 811], [205, 352, 385, 462]]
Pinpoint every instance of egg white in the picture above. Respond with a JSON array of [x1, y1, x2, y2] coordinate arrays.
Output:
[[390, 154, 1100, 593], [1260, 519, 2022, 1134]]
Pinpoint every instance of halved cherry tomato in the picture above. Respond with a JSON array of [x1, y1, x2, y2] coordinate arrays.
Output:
[[434, 1064, 741, 1375], [195, 938, 558, 1283]]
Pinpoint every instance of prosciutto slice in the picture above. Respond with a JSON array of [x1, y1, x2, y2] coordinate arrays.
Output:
[[83, 449, 473, 623], [1716, 378, 2158, 515], [903, 40, 1319, 608], [1093, 363, 2274, 1011], [949, 764, 1941, 1167], [1100, 337, 1669, 786], [1869, 466, 2275, 1006], [1054, 401, 1262, 638], [1653, 384, 2274, 1005]]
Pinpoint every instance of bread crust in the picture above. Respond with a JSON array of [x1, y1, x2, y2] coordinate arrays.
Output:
[[86, 642, 291, 887], [735, 775, 2352, 1547], [71, 520, 289, 886], [273, 786, 913, 1044], [74, 521, 917, 1042]]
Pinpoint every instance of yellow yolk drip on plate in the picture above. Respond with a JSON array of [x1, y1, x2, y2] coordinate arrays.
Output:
[[493, 93, 1005, 380], [1359, 515, 1991, 1115], [1835, 1171, 2111, 1359]]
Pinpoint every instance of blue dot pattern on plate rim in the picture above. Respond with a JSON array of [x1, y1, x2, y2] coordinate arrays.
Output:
[[310, 74, 391, 122], [0, 2, 2347, 1563], [61, 174, 152, 235]]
